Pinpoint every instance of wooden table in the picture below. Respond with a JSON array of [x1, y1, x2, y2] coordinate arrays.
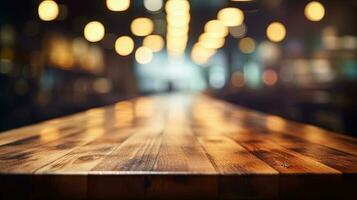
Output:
[[0, 94, 356, 199]]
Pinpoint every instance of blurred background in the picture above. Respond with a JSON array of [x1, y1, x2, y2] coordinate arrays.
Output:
[[0, 0, 357, 137]]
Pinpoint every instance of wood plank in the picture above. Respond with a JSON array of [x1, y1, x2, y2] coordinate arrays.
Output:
[[0, 94, 356, 200], [0, 125, 86, 158], [0, 113, 83, 146], [0, 107, 113, 157], [87, 95, 220, 199], [284, 122, 357, 156], [190, 97, 280, 199], [236, 139, 340, 174], [206, 95, 357, 156], [191, 96, 339, 174], [153, 97, 216, 173], [35, 127, 136, 174], [219, 107, 357, 173], [0, 100, 140, 173], [39, 97, 157, 174], [251, 130, 357, 173], [0, 112, 116, 173], [279, 140, 357, 173], [0, 104, 116, 145], [195, 131, 278, 175], [192, 96, 356, 198], [91, 112, 165, 172], [191, 126, 280, 199]]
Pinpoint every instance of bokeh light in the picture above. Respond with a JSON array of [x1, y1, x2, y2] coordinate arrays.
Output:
[[258, 41, 281, 65], [48, 36, 75, 69], [204, 20, 228, 38], [167, 14, 190, 27], [38, 0, 59, 21], [84, 21, 105, 42], [262, 69, 278, 86], [239, 37, 256, 54], [143, 35, 164, 52], [3, 0, 357, 140], [135, 46, 153, 64], [199, 33, 225, 49], [167, 25, 189, 37], [229, 24, 247, 38], [191, 18, 228, 64], [131, 18, 154, 37], [106, 0, 130, 12], [93, 78, 112, 94], [115, 36, 134, 56], [144, 0, 163, 12], [191, 43, 216, 65], [165, 0, 190, 57], [305, 1, 325, 22], [167, 35, 189, 56], [217, 7, 244, 27], [165, 0, 190, 15], [266, 22, 286, 42]]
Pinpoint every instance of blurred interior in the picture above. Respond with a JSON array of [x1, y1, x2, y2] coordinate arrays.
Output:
[[0, 0, 357, 137]]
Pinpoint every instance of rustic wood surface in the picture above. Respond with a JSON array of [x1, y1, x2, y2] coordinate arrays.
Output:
[[0, 94, 356, 199]]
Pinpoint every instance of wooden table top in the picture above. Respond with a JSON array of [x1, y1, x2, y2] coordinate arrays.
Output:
[[0, 94, 356, 199]]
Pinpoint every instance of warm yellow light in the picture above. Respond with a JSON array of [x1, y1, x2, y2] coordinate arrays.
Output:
[[106, 0, 130, 11], [167, 38, 186, 56], [204, 20, 228, 38], [191, 53, 209, 65], [165, 0, 190, 15], [191, 43, 216, 65], [199, 33, 225, 49], [38, 0, 59, 21], [166, 38, 188, 56], [266, 116, 285, 131], [40, 127, 60, 142], [135, 46, 153, 64], [167, 41, 187, 49], [239, 37, 256, 54], [191, 55, 209, 65], [48, 36, 74, 69], [217, 7, 244, 27], [143, 35, 164, 52], [167, 34, 188, 44], [305, 1, 325, 22], [81, 46, 104, 73], [167, 14, 190, 27], [131, 18, 154, 37], [192, 44, 216, 58], [167, 25, 189, 36], [115, 36, 134, 56], [165, 0, 190, 57], [266, 22, 286, 42], [167, 45, 187, 53], [72, 37, 88, 59], [84, 21, 105, 42]]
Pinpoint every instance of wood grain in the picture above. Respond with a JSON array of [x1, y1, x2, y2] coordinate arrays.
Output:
[[0, 94, 356, 199]]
